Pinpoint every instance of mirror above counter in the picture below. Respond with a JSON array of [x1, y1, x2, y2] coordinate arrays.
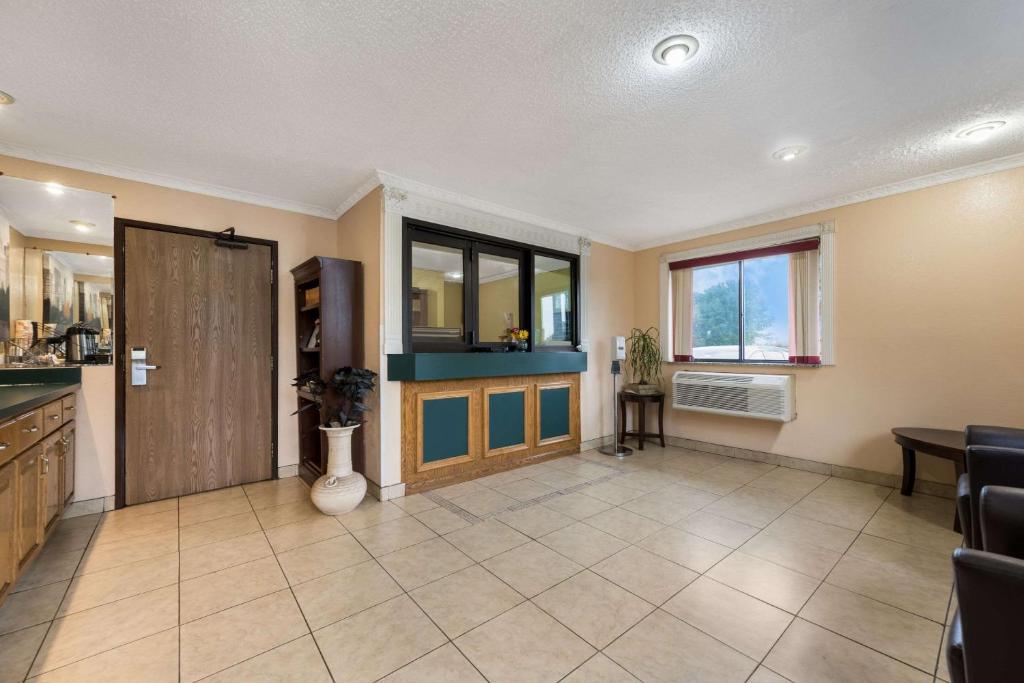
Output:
[[0, 175, 114, 366]]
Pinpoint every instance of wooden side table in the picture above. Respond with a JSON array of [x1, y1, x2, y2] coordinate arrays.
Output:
[[619, 391, 666, 451]]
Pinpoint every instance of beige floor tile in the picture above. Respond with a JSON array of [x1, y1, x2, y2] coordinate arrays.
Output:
[[620, 490, 699, 525], [180, 589, 308, 682], [748, 666, 791, 683], [44, 516, 100, 555], [415, 506, 471, 534], [540, 491, 613, 520], [75, 528, 178, 575], [410, 564, 524, 637], [99, 498, 175, 521], [748, 467, 827, 496], [613, 470, 677, 493], [0, 580, 68, 636], [432, 480, 489, 500], [639, 527, 733, 573], [449, 489, 518, 517], [562, 653, 639, 682], [179, 511, 259, 550], [703, 492, 785, 528], [455, 601, 594, 683], [58, 552, 178, 617], [789, 479, 890, 531], [292, 559, 402, 629], [708, 460, 778, 482], [314, 595, 446, 683], [583, 508, 663, 543], [89, 510, 179, 547], [177, 496, 252, 527], [243, 478, 310, 511], [277, 533, 370, 585], [179, 486, 245, 508], [254, 498, 323, 530], [534, 570, 654, 648], [592, 546, 698, 605], [0, 622, 48, 682], [492, 478, 557, 502], [862, 494, 962, 554], [390, 493, 439, 515], [538, 521, 629, 567], [335, 498, 409, 531], [496, 505, 574, 538], [664, 577, 793, 660], [528, 468, 589, 490], [707, 552, 820, 613], [12, 547, 83, 593], [180, 555, 288, 623], [671, 470, 749, 496], [482, 541, 583, 597], [765, 618, 931, 683], [381, 642, 485, 682], [762, 512, 858, 553], [740, 532, 842, 580], [378, 537, 474, 590], [475, 467, 536, 487], [30, 585, 178, 676], [204, 634, 332, 683], [675, 510, 760, 548], [264, 515, 346, 553], [179, 530, 272, 580], [578, 481, 646, 506], [351, 516, 437, 556], [29, 627, 178, 683], [242, 477, 300, 497], [444, 519, 530, 561], [605, 609, 756, 682], [800, 583, 943, 672]]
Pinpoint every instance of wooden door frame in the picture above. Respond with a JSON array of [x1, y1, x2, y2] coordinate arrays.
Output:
[[114, 218, 279, 509]]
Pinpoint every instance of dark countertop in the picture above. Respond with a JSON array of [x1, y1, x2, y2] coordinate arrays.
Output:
[[0, 367, 82, 422], [387, 352, 587, 381]]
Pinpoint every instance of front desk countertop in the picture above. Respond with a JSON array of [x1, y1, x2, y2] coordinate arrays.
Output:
[[387, 351, 587, 381], [0, 367, 82, 421]]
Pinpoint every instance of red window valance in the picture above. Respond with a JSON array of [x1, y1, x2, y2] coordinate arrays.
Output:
[[669, 238, 820, 271]]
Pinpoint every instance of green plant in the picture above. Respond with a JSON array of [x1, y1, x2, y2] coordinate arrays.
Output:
[[625, 327, 662, 386], [325, 366, 378, 427]]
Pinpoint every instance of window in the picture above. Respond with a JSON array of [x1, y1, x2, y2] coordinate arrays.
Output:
[[403, 219, 579, 352], [670, 237, 823, 364]]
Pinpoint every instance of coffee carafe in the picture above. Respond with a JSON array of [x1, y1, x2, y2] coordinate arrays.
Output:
[[65, 323, 99, 363]]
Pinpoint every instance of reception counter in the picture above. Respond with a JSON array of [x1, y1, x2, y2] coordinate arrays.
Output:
[[387, 352, 587, 493]]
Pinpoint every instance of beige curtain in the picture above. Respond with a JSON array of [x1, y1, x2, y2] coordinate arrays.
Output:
[[671, 268, 694, 361], [788, 249, 821, 363]]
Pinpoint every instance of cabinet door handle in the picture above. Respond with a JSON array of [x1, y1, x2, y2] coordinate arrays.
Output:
[[0, 442, 8, 450], [65, 406, 75, 411], [23, 425, 39, 433], [50, 415, 61, 421], [40, 456, 48, 474]]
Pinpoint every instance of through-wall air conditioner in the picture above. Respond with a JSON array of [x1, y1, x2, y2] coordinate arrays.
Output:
[[671, 371, 795, 422]]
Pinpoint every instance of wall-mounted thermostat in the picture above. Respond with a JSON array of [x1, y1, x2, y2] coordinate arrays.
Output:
[[613, 336, 626, 361]]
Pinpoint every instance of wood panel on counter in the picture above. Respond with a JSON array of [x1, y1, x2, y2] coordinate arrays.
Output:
[[402, 372, 580, 494]]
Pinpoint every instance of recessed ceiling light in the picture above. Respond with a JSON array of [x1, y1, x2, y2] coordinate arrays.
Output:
[[0, 90, 14, 106], [445, 271, 463, 280], [772, 145, 807, 162], [955, 120, 1006, 142], [653, 35, 699, 66], [71, 220, 95, 233], [45, 182, 65, 195]]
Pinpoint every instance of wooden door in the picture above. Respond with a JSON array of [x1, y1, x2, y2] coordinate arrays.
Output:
[[41, 434, 62, 532], [62, 425, 75, 505], [122, 225, 274, 505], [0, 462, 15, 595], [16, 446, 42, 566]]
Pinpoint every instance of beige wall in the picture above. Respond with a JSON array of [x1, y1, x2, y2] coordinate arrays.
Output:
[[335, 187, 384, 485], [633, 166, 1024, 484], [0, 153, 339, 500]]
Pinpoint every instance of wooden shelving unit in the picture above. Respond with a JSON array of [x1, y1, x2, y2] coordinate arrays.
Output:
[[291, 256, 363, 486]]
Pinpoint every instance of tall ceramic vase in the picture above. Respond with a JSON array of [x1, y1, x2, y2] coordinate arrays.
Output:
[[310, 424, 366, 515]]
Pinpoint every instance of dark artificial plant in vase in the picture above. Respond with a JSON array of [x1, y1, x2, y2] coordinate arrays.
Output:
[[324, 366, 378, 427], [625, 327, 663, 394]]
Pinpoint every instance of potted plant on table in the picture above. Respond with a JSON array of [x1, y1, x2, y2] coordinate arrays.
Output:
[[625, 327, 663, 394], [299, 366, 378, 515]]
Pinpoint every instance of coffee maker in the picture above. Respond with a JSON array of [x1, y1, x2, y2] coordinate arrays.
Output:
[[65, 323, 100, 363]]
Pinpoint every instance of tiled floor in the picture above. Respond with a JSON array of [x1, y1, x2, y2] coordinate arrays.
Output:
[[0, 446, 961, 682]]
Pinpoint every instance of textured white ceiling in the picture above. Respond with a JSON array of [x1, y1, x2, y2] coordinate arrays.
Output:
[[1, 0, 1022, 249]]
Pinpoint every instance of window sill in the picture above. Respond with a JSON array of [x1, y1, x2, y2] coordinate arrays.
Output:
[[668, 361, 823, 368]]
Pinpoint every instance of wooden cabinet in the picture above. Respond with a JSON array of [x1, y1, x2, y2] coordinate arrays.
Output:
[[15, 410, 43, 453], [41, 433, 62, 533], [16, 445, 42, 567], [0, 463, 15, 596], [61, 424, 75, 505]]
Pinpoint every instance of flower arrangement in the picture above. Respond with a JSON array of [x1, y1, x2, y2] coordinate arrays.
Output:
[[506, 327, 529, 343]]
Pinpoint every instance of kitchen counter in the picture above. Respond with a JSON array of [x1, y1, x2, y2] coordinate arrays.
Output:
[[0, 367, 82, 421]]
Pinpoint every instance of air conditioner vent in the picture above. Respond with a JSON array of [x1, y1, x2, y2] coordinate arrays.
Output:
[[671, 371, 794, 422]]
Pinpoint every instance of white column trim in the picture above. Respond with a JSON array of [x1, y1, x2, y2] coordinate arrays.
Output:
[[659, 259, 671, 361], [819, 220, 837, 365], [578, 237, 591, 352]]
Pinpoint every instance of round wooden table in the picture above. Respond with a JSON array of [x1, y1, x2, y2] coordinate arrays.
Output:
[[892, 427, 965, 532]]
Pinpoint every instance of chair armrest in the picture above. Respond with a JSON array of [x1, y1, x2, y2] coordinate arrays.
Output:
[[980, 485, 1024, 559], [946, 611, 965, 683], [966, 425, 1024, 449], [964, 446, 1024, 546], [958, 473, 973, 549], [953, 548, 1024, 683]]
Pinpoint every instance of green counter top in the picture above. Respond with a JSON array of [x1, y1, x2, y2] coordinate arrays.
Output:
[[387, 352, 587, 381], [0, 367, 82, 421]]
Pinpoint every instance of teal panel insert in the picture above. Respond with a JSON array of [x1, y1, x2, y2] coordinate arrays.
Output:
[[539, 386, 570, 441], [488, 391, 525, 451], [422, 396, 470, 463]]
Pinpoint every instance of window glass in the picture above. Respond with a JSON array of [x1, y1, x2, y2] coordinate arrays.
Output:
[[477, 252, 520, 343], [691, 261, 740, 360], [742, 254, 791, 360], [410, 242, 464, 344], [534, 255, 572, 346]]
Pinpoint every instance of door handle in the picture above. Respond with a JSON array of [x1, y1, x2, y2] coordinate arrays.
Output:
[[131, 347, 161, 386]]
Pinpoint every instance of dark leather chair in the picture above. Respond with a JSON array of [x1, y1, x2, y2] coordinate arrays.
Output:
[[947, 486, 1024, 683], [957, 426, 1024, 548]]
